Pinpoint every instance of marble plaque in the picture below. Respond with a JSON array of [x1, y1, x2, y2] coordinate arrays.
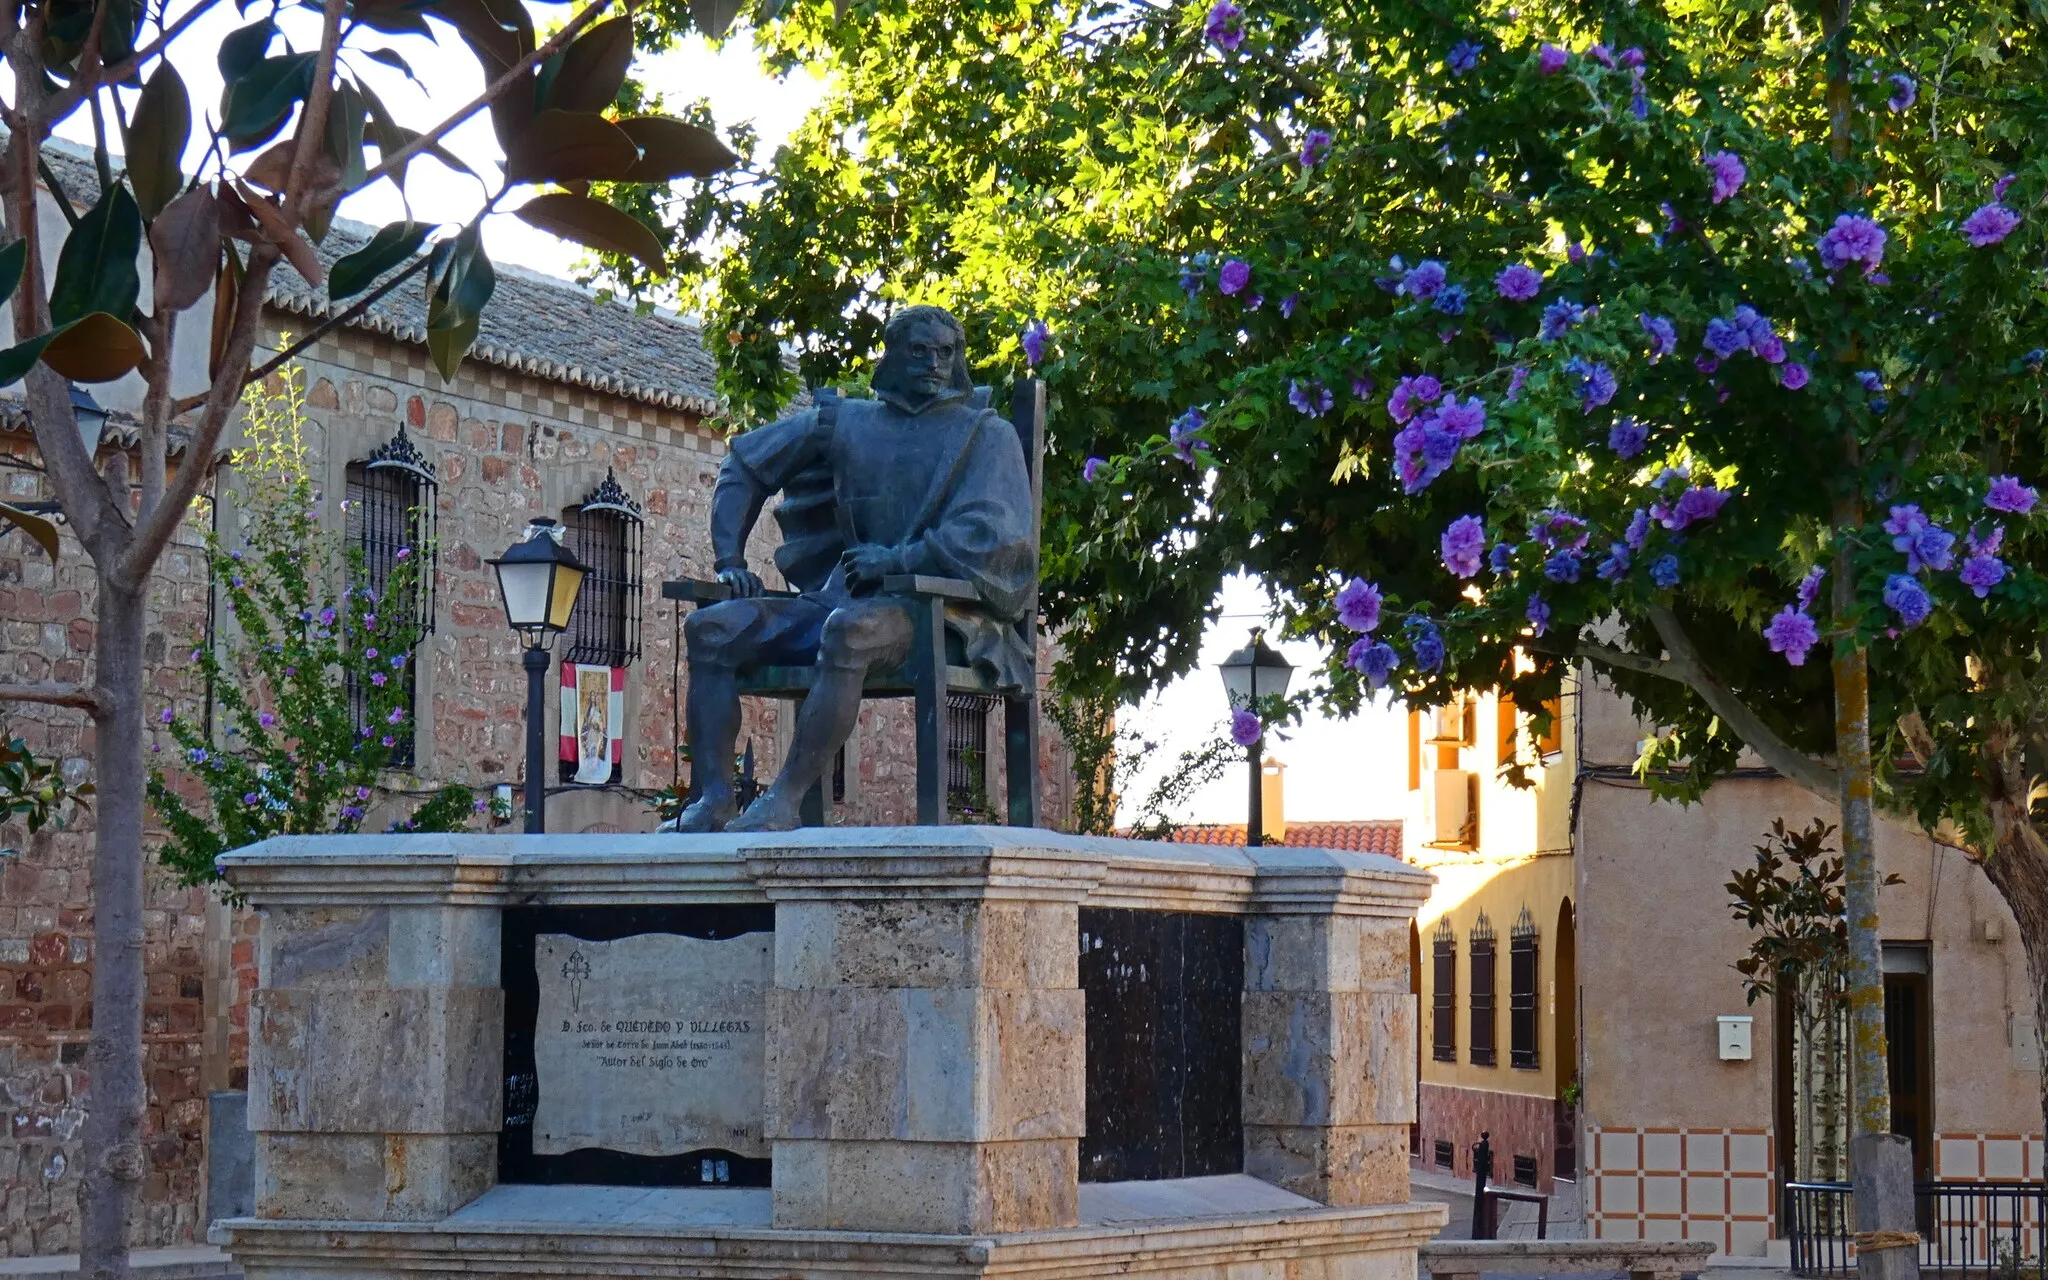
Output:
[[532, 931, 771, 1158]]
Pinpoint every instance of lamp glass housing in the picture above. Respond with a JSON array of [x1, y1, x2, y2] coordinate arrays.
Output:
[[1218, 632, 1295, 710], [489, 519, 588, 644]]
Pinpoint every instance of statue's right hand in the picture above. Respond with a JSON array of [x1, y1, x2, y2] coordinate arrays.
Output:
[[717, 566, 764, 599]]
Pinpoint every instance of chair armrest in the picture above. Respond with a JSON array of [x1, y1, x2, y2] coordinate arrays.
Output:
[[661, 579, 800, 605], [882, 574, 979, 602]]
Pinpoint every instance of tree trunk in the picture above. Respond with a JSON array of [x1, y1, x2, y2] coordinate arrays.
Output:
[[1979, 798, 2048, 1156], [78, 573, 146, 1280]]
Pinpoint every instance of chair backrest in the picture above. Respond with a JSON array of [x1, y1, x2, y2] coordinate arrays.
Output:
[[1006, 378, 1048, 643]]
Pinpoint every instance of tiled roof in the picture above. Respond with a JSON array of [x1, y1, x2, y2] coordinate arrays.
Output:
[[1157, 820, 1404, 856], [33, 140, 723, 416]]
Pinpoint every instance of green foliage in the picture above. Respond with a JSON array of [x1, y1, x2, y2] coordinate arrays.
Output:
[[1726, 819, 1851, 1006], [147, 371, 478, 885], [1046, 691, 1236, 838], [0, 736, 92, 852]]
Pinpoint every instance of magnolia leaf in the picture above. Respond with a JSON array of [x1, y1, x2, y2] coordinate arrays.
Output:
[[50, 183, 143, 327], [124, 62, 190, 219], [362, 46, 420, 84], [428, 0, 530, 73], [616, 116, 738, 181], [0, 326, 66, 387], [217, 15, 274, 79], [361, 81, 473, 185], [0, 502, 60, 563], [329, 219, 429, 299], [425, 223, 493, 381], [209, 246, 244, 380], [233, 180, 326, 287], [221, 52, 317, 151], [149, 186, 220, 313], [690, 0, 744, 38], [326, 79, 368, 192], [41, 312, 146, 382], [501, 109, 639, 184], [514, 192, 667, 274], [0, 240, 25, 310], [543, 17, 633, 114]]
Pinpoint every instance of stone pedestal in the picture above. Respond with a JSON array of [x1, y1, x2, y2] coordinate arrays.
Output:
[[212, 830, 1441, 1280]]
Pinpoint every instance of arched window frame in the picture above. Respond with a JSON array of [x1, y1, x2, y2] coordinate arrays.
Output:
[[562, 468, 644, 668], [345, 425, 437, 768]]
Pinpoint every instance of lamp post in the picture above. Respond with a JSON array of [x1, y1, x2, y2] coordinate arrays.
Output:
[[1217, 629, 1294, 848], [489, 518, 588, 833], [68, 384, 108, 458]]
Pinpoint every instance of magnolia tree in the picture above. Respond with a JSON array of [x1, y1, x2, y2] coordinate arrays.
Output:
[[0, 0, 742, 1264], [648, 0, 2045, 1266]]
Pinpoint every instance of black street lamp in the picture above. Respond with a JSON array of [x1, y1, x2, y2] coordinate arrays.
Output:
[[69, 384, 108, 458], [489, 518, 587, 833], [1218, 629, 1294, 848]]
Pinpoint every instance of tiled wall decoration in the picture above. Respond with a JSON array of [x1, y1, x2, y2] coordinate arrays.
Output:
[[1585, 1125, 1776, 1257], [1935, 1131, 2044, 1181]]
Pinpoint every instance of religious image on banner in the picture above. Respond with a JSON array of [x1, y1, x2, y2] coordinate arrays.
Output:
[[559, 663, 624, 785]]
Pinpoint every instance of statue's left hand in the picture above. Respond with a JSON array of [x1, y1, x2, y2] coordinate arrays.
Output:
[[840, 544, 900, 595]]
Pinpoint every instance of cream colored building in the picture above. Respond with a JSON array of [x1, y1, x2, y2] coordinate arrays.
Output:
[[1406, 666, 2041, 1256]]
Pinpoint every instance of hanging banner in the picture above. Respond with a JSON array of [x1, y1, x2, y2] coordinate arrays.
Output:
[[560, 663, 625, 785]]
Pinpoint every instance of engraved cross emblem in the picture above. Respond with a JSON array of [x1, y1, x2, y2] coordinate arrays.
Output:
[[563, 949, 591, 1013]]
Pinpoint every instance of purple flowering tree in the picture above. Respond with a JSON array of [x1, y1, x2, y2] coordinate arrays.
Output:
[[147, 374, 479, 883]]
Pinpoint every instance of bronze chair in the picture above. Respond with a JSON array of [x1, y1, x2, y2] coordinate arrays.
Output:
[[662, 377, 1046, 827]]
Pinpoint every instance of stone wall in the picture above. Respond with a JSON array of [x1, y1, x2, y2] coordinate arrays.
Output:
[[1416, 1081, 1556, 1194]]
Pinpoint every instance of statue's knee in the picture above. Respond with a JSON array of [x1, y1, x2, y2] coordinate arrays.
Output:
[[817, 611, 878, 668], [684, 605, 742, 661]]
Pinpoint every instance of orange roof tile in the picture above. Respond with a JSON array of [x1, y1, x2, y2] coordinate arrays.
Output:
[[1154, 820, 1404, 856]]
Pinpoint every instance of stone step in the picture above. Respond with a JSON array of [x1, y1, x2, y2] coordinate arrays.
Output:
[[0, 1246, 239, 1280]]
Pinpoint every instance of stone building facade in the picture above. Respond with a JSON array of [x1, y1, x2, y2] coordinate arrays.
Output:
[[0, 149, 1073, 1256]]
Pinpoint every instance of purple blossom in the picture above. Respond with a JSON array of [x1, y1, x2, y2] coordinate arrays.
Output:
[[1994, 174, 2017, 202], [1506, 366, 1530, 401], [1703, 318, 1746, 359], [1022, 320, 1050, 366], [1230, 707, 1262, 747], [1675, 485, 1731, 527], [1446, 40, 1480, 74], [1434, 284, 1469, 316], [258, 711, 275, 728], [340, 804, 364, 822], [1694, 354, 1721, 377], [318, 607, 337, 626], [1608, 417, 1648, 458], [1345, 639, 1400, 689], [1441, 515, 1486, 578], [1595, 544, 1632, 582], [1350, 375, 1375, 400], [1218, 258, 1251, 296], [1408, 617, 1446, 672], [1083, 457, 1106, 483], [1488, 543, 1517, 574], [159, 707, 174, 724], [1781, 362, 1810, 390], [1818, 214, 1888, 274], [1640, 313, 1677, 359], [1543, 550, 1583, 583], [371, 672, 388, 687], [1532, 509, 1591, 551], [1960, 528, 2007, 598], [1624, 508, 1652, 550], [1962, 203, 2021, 247], [1288, 379, 1334, 417], [390, 654, 406, 670], [1567, 241, 1588, 264], [1565, 357, 1617, 412], [1336, 577, 1383, 632], [1402, 260, 1448, 301], [1494, 263, 1543, 301], [1538, 43, 1567, 75], [1587, 43, 1614, 68], [1434, 394, 1487, 439], [1393, 418, 1460, 492], [1280, 292, 1300, 319], [1299, 129, 1333, 169], [1986, 475, 2038, 514], [1856, 370, 1885, 394], [1765, 607, 1821, 665], [1886, 74, 1916, 112], [1170, 408, 1210, 465], [242, 792, 260, 807], [1704, 151, 1745, 204], [386, 707, 406, 725], [1651, 554, 1681, 588], [189, 747, 209, 764], [1180, 256, 1210, 296], [1631, 86, 1649, 120], [1526, 593, 1552, 634], [1883, 573, 1933, 627], [394, 547, 411, 562], [1540, 300, 1586, 341], [1618, 46, 1645, 68], [1204, 0, 1244, 50], [1243, 293, 1264, 311], [1387, 375, 1443, 424]]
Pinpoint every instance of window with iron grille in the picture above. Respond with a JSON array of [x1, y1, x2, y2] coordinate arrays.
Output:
[[344, 427, 436, 769], [946, 694, 992, 812], [1434, 1139, 1455, 1169], [1431, 918, 1457, 1063], [1510, 907, 1540, 1069], [562, 469, 643, 668], [1469, 912, 1497, 1067], [1512, 1154, 1538, 1187]]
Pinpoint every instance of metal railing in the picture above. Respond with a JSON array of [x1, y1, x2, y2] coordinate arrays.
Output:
[[1786, 1180, 2047, 1277]]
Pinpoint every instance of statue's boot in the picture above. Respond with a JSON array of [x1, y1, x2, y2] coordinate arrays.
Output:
[[724, 785, 806, 832], [664, 793, 736, 832]]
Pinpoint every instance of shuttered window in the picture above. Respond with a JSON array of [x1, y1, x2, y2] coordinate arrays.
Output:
[[1470, 912, 1497, 1067], [1510, 907, 1540, 1069], [1431, 918, 1457, 1063]]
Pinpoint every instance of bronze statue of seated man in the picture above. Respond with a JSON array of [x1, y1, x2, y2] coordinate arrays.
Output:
[[671, 304, 1037, 832]]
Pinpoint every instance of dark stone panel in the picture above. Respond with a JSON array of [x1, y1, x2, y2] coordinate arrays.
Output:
[[499, 904, 775, 1188], [1079, 907, 1244, 1183]]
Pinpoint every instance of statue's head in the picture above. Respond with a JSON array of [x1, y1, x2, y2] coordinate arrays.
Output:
[[873, 305, 973, 413]]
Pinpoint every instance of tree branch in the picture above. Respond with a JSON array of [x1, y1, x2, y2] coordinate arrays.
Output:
[[1644, 604, 1845, 802], [0, 681, 107, 713], [282, 0, 350, 224], [47, 0, 225, 121], [354, 0, 619, 194]]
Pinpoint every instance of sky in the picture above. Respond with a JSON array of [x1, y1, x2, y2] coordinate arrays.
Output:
[[22, 3, 1411, 828]]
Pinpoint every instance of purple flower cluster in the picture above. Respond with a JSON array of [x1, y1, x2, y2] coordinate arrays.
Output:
[[1387, 374, 1441, 424], [1230, 707, 1262, 746], [1204, 0, 1243, 50], [1490, 541, 1517, 573], [1299, 128, 1333, 169], [1169, 408, 1210, 465], [1446, 40, 1480, 75], [1538, 43, 1567, 75], [1564, 357, 1616, 412], [1441, 514, 1487, 578], [1781, 363, 1811, 390], [1281, 292, 1301, 318], [1986, 475, 2038, 514], [1886, 74, 1916, 112], [1408, 617, 1446, 672], [1650, 555, 1681, 588], [1544, 549, 1582, 582], [1540, 299, 1587, 341], [1764, 607, 1821, 665], [1494, 263, 1543, 301], [1392, 390, 1487, 493], [1530, 509, 1591, 551], [1652, 482, 1732, 531], [1525, 593, 1552, 634], [1884, 504, 1957, 573], [1402, 259, 1448, 301], [1083, 456, 1106, 483], [1336, 577, 1383, 632], [1595, 543, 1631, 582], [1883, 574, 1933, 627], [1639, 313, 1677, 360], [1703, 305, 1783, 363], [1346, 639, 1399, 689], [1022, 319, 1049, 366], [1180, 253, 1212, 296], [1962, 203, 2021, 247], [1218, 258, 1251, 295], [1704, 151, 1745, 204], [1625, 508, 1652, 549], [1288, 379, 1333, 417], [1960, 526, 2007, 598], [1818, 214, 1887, 275]]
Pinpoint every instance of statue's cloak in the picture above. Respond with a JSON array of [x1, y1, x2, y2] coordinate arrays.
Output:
[[726, 389, 1037, 691]]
